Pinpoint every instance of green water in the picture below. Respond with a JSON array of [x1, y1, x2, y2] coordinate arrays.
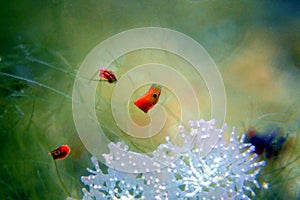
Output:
[[0, 0, 299, 199]]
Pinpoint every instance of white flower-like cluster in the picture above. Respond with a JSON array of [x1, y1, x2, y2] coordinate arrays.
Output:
[[80, 119, 266, 200]]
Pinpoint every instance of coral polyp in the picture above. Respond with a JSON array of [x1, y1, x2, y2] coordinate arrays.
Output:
[[80, 119, 266, 199]]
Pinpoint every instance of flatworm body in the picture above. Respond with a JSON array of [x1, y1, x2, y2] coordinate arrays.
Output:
[[50, 145, 71, 160], [134, 84, 162, 113], [99, 68, 117, 83]]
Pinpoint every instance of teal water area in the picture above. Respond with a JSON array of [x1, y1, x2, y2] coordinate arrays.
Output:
[[0, 1, 299, 199]]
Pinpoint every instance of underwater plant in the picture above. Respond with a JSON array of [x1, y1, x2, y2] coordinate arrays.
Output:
[[79, 119, 266, 200]]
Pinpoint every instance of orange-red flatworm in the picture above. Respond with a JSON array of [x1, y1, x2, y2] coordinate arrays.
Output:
[[134, 84, 162, 113]]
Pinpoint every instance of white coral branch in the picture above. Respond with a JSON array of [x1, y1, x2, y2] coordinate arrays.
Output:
[[79, 119, 266, 200]]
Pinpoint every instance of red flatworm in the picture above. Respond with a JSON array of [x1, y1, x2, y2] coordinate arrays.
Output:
[[50, 145, 71, 160], [134, 84, 162, 113], [99, 68, 117, 83]]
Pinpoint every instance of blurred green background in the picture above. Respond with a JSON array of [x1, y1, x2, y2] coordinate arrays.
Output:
[[0, 0, 299, 199]]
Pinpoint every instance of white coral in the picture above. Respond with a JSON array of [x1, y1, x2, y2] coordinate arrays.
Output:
[[80, 119, 266, 200]]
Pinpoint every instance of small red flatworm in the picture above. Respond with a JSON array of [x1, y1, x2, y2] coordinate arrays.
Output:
[[99, 68, 117, 83], [50, 145, 71, 160], [134, 84, 162, 113]]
